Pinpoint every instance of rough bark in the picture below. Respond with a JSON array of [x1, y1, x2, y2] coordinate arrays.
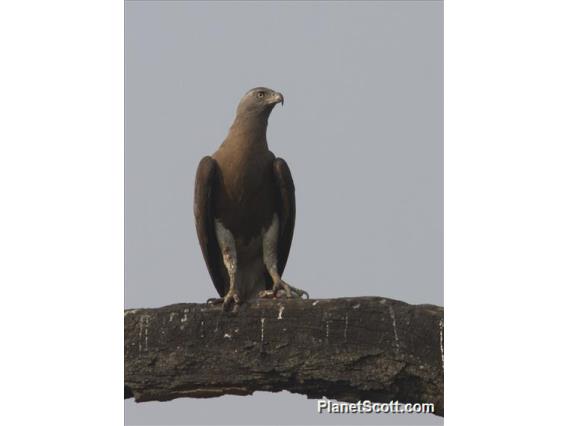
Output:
[[125, 297, 444, 416]]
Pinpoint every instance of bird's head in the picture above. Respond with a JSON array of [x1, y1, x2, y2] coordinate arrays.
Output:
[[235, 87, 284, 119]]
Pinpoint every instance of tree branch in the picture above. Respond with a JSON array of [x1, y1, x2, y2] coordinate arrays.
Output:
[[125, 297, 444, 416]]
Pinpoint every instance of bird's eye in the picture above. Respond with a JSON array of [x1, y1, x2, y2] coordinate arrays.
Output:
[[257, 91, 265, 99]]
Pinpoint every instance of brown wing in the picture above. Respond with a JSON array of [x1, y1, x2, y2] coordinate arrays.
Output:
[[273, 158, 296, 276], [194, 156, 228, 297]]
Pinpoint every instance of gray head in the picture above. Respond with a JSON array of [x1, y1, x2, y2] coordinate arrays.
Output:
[[235, 87, 284, 119]]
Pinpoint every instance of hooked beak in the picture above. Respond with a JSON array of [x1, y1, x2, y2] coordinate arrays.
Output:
[[272, 92, 284, 106]]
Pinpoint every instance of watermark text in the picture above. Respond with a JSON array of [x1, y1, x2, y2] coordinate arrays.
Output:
[[317, 398, 435, 414]]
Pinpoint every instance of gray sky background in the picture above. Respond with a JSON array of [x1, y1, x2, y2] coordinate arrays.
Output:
[[125, 1, 442, 425]]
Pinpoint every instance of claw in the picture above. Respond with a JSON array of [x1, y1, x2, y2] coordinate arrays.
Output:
[[207, 291, 241, 310], [258, 280, 309, 300], [258, 290, 276, 298], [222, 290, 241, 311], [286, 287, 309, 299], [292, 287, 309, 299]]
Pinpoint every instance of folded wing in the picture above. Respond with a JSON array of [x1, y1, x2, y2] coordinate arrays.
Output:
[[194, 156, 228, 297], [273, 158, 296, 277]]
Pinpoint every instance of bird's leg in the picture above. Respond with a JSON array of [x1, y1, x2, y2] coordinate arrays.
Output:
[[207, 220, 241, 311], [258, 215, 309, 300], [220, 247, 240, 310]]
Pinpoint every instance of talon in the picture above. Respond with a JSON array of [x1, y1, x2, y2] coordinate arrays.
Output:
[[273, 280, 309, 299], [288, 283, 309, 299], [222, 290, 241, 311], [258, 281, 309, 300], [281, 281, 292, 298], [258, 290, 275, 299]]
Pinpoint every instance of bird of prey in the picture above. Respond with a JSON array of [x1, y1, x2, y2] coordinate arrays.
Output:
[[194, 87, 309, 310]]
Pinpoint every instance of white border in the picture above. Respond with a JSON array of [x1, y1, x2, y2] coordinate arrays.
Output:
[[0, 1, 123, 425], [445, 1, 568, 424]]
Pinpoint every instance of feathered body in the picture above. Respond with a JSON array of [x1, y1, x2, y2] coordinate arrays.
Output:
[[194, 87, 299, 305]]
